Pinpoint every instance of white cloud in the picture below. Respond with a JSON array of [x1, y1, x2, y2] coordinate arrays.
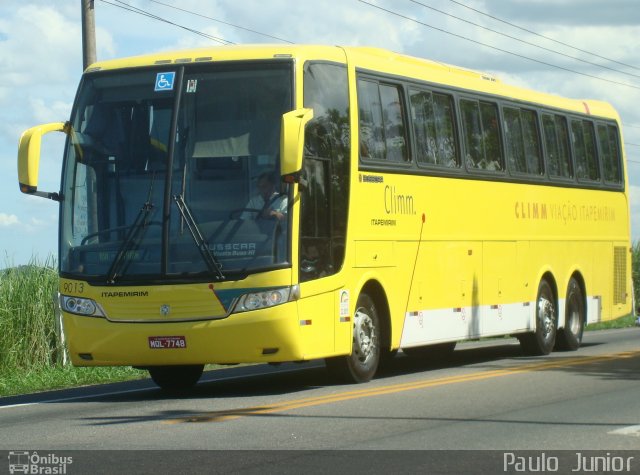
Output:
[[29, 217, 46, 227], [0, 213, 19, 227], [0, 5, 78, 147], [630, 184, 640, 203], [29, 98, 73, 124], [0, 5, 80, 87]]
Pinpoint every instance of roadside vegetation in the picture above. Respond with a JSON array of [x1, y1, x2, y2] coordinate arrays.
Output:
[[1, 247, 639, 397], [0, 257, 145, 396]]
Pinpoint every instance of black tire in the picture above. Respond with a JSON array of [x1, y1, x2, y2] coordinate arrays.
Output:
[[403, 342, 456, 359], [555, 278, 585, 351], [377, 348, 399, 371], [325, 293, 380, 383], [148, 365, 204, 391], [519, 279, 557, 356]]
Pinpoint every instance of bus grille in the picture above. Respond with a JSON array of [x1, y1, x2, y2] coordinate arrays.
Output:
[[613, 246, 627, 305]]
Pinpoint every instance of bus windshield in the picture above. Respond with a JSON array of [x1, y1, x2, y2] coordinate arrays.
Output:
[[60, 63, 293, 282]]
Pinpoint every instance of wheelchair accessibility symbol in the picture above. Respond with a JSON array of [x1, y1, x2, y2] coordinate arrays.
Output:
[[155, 72, 175, 91]]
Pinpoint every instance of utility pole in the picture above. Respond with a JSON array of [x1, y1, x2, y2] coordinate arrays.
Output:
[[81, 0, 97, 70]]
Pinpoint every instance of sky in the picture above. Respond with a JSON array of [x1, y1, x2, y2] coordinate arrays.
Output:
[[1, 0, 639, 266]]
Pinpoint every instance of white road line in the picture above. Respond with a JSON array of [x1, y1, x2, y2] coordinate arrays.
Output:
[[0, 364, 318, 410], [608, 425, 640, 437], [0, 386, 154, 410]]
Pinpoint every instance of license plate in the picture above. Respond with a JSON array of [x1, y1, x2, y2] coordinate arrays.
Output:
[[148, 336, 187, 349]]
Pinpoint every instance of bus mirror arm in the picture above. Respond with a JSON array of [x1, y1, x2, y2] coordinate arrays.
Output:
[[29, 190, 61, 202], [282, 171, 308, 190], [17, 122, 66, 200], [280, 108, 314, 177]]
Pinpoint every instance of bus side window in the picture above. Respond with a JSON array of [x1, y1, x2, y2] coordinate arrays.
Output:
[[543, 114, 573, 180], [357, 78, 409, 163], [358, 79, 385, 160], [461, 99, 482, 168], [302, 62, 350, 282], [479, 102, 503, 171], [572, 119, 600, 182], [379, 84, 409, 162], [598, 123, 622, 185], [521, 109, 543, 176], [504, 107, 527, 173], [555, 116, 573, 178], [461, 99, 503, 172], [433, 93, 459, 167], [410, 89, 437, 165], [410, 89, 459, 168], [504, 107, 543, 176]]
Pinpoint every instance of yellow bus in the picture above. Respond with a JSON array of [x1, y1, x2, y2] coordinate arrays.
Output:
[[18, 45, 632, 389]]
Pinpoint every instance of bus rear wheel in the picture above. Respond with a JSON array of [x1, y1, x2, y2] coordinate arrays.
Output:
[[148, 364, 204, 391], [555, 278, 585, 351], [519, 279, 557, 356], [325, 292, 380, 383]]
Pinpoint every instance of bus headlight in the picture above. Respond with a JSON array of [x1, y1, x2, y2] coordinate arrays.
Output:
[[60, 295, 105, 317], [233, 286, 299, 313]]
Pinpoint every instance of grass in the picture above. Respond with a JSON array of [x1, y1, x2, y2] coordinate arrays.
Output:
[[586, 313, 638, 331], [0, 256, 148, 396], [0, 258, 61, 372], [1, 247, 639, 397], [634, 241, 640, 306], [0, 366, 147, 397]]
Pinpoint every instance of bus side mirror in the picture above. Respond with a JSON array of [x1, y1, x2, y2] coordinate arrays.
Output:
[[280, 108, 313, 178], [18, 122, 66, 201]]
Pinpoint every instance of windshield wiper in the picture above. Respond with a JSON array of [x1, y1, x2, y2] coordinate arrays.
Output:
[[173, 194, 225, 281], [106, 201, 155, 284], [107, 172, 158, 284]]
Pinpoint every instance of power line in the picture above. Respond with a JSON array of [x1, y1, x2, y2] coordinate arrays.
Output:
[[408, 0, 640, 81], [446, 0, 640, 73], [357, 0, 640, 91], [98, 0, 234, 45], [110, 0, 234, 44], [144, 0, 294, 44]]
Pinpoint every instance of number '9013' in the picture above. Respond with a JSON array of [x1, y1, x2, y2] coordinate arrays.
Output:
[[62, 282, 84, 294]]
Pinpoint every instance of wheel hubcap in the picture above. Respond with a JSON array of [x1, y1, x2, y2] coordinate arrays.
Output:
[[568, 309, 581, 334], [538, 296, 555, 340], [353, 307, 376, 364]]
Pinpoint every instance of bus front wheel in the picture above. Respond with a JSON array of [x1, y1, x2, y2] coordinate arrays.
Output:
[[325, 292, 380, 383], [148, 364, 204, 391], [519, 279, 557, 356]]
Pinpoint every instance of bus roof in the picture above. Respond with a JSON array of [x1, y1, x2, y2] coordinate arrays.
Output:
[[85, 44, 619, 122], [344, 46, 618, 120]]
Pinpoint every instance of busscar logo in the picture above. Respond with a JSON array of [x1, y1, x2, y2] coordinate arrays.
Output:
[[359, 174, 384, 183], [8, 451, 73, 474]]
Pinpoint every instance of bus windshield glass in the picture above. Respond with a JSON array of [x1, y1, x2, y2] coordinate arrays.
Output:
[[60, 63, 293, 282]]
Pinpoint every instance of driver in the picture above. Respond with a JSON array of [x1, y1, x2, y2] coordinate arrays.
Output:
[[240, 172, 287, 221]]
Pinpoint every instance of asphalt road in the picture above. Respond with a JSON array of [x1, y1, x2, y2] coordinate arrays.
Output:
[[1, 328, 639, 473]]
